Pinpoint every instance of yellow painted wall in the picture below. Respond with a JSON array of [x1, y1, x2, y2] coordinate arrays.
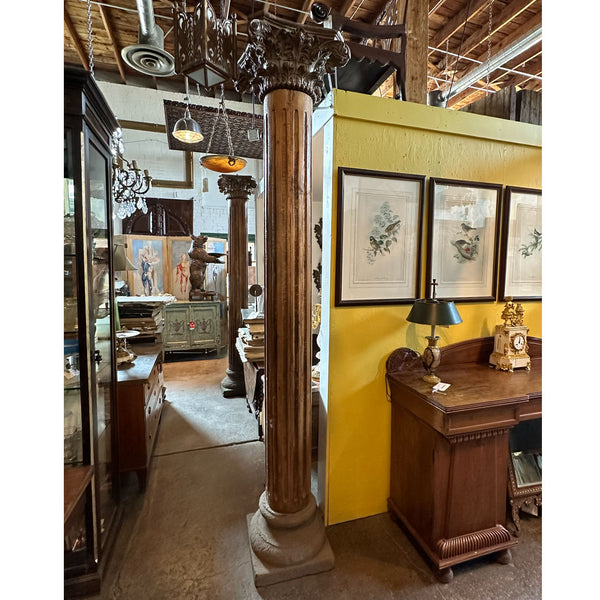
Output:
[[324, 90, 542, 526]]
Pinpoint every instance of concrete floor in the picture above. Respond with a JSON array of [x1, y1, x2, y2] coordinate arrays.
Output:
[[86, 352, 542, 600]]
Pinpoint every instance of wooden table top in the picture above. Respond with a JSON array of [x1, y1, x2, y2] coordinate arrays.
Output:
[[117, 343, 162, 384], [386, 337, 542, 436], [387, 359, 541, 413]]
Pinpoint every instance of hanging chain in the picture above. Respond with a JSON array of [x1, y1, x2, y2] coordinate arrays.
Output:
[[86, 0, 95, 78], [486, 0, 494, 94], [445, 39, 449, 83], [206, 85, 236, 157], [220, 85, 235, 157]]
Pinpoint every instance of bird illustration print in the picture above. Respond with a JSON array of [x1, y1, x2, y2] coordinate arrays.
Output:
[[451, 222, 480, 262], [519, 228, 542, 258], [365, 201, 402, 264]]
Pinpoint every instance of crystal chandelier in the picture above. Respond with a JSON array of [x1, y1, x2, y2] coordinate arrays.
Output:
[[111, 128, 152, 219]]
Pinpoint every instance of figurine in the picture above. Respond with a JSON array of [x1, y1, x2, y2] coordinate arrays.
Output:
[[188, 234, 224, 300]]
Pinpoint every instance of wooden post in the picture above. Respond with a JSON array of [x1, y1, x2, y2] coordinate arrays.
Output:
[[401, 0, 428, 103], [218, 174, 257, 398], [236, 13, 349, 586]]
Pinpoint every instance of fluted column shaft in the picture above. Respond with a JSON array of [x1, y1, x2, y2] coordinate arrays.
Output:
[[263, 89, 313, 513], [218, 174, 257, 398]]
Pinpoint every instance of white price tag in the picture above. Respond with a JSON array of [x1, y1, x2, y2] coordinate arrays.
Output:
[[432, 382, 450, 393]]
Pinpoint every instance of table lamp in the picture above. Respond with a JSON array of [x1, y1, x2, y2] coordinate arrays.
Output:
[[407, 279, 462, 384]]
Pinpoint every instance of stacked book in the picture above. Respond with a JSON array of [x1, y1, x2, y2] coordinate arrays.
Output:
[[116, 295, 176, 340], [238, 309, 265, 361]]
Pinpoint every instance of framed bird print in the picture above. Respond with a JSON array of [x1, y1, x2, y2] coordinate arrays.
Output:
[[335, 167, 425, 306], [498, 187, 542, 301], [427, 178, 502, 302]]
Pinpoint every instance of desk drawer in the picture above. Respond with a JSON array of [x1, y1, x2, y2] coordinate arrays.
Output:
[[145, 386, 165, 456]]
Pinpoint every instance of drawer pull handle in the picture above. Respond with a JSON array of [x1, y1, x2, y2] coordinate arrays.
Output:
[[147, 406, 151, 415]]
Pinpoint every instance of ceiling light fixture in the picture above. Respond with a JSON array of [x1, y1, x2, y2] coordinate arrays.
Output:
[[172, 76, 204, 143], [200, 84, 246, 173], [173, 0, 237, 90], [111, 128, 152, 219]]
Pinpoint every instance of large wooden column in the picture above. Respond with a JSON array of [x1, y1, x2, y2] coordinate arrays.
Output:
[[218, 174, 257, 398], [236, 13, 349, 586]]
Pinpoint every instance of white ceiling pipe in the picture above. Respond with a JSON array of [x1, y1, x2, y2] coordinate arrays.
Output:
[[445, 26, 542, 100]]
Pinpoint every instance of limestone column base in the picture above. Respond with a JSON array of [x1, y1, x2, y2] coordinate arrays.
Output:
[[246, 492, 334, 586], [220, 369, 245, 398]]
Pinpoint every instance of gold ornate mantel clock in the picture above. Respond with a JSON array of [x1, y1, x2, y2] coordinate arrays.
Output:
[[489, 298, 531, 371]]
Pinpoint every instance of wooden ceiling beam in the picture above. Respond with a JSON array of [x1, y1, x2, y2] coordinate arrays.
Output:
[[459, 0, 538, 59], [472, 9, 541, 64], [446, 15, 542, 99], [428, 1, 448, 18], [297, 0, 312, 24], [64, 6, 89, 71], [98, 3, 127, 83], [341, 0, 356, 18], [429, 0, 489, 53]]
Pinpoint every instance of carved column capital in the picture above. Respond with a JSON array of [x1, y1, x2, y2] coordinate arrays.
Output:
[[217, 174, 257, 199], [235, 12, 350, 104]]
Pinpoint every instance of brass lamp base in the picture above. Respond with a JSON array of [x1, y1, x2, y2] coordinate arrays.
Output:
[[421, 335, 441, 385], [423, 372, 441, 385]]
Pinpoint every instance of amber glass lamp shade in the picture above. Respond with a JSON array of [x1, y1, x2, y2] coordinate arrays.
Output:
[[200, 154, 246, 173]]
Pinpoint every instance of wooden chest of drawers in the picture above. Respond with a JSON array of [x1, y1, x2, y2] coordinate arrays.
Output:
[[117, 345, 165, 490]]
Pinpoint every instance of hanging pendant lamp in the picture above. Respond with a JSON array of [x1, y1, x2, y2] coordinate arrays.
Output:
[[200, 84, 246, 173], [172, 77, 204, 143]]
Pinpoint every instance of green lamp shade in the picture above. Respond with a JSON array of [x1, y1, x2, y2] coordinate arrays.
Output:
[[407, 299, 462, 326]]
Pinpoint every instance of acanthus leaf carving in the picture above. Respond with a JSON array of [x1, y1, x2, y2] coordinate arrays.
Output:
[[235, 13, 350, 104]]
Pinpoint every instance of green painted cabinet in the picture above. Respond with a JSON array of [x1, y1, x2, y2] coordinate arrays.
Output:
[[163, 301, 223, 352]]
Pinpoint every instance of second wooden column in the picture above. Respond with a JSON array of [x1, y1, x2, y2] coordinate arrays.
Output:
[[218, 174, 257, 398]]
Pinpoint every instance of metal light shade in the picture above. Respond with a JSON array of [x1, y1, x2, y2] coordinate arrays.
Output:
[[200, 154, 246, 173], [172, 107, 204, 143], [173, 0, 237, 90], [407, 299, 462, 326]]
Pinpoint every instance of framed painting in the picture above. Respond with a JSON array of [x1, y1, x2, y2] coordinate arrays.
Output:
[[125, 235, 168, 297], [166, 236, 193, 300], [498, 187, 542, 301], [427, 178, 502, 302], [335, 167, 425, 306], [119, 120, 194, 189]]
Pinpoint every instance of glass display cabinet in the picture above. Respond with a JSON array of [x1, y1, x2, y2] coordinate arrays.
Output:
[[64, 66, 121, 597]]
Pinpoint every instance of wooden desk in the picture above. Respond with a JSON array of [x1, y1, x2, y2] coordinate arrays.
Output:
[[386, 337, 541, 582]]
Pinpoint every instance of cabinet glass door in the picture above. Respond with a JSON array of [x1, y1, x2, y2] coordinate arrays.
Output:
[[64, 128, 82, 466], [88, 138, 117, 552]]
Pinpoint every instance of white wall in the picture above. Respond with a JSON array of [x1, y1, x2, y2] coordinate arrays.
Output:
[[97, 81, 262, 238]]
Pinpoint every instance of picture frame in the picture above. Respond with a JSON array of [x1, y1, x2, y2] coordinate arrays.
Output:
[[498, 186, 542, 301], [427, 178, 502, 302], [125, 235, 168, 297], [335, 167, 425, 306], [119, 120, 194, 189], [165, 236, 193, 301]]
